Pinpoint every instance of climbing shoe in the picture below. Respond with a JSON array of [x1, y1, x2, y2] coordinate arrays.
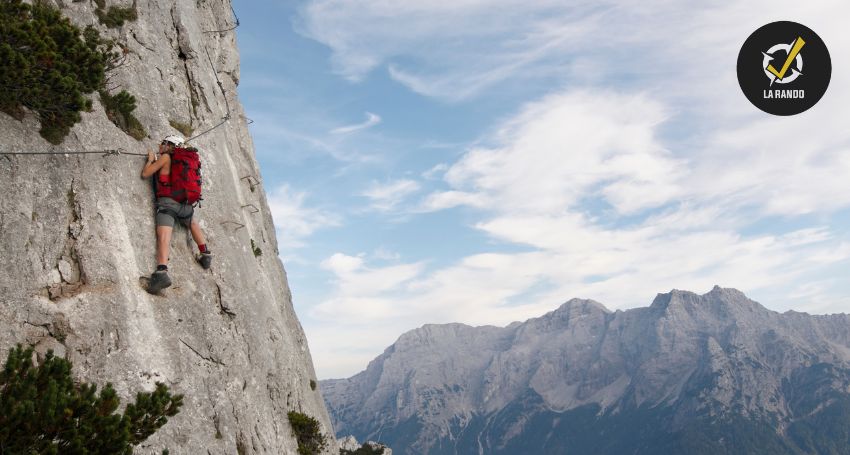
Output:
[[148, 270, 172, 293], [197, 252, 212, 270]]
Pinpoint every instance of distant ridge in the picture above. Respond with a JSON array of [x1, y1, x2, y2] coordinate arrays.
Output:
[[323, 287, 850, 454]]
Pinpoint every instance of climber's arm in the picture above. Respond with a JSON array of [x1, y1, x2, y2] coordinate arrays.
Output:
[[141, 151, 169, 178]]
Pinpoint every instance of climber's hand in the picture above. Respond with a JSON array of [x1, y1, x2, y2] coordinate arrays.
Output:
[[147, 150, 156, 162]]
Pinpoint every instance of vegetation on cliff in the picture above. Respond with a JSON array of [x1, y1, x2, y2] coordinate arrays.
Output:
[[0, 345, 182, 454], [288, 411, 329, 455], [0, 0, 143, 144]]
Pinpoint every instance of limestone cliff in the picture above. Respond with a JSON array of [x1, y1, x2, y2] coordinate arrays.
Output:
[[0, 1, 336, 453]]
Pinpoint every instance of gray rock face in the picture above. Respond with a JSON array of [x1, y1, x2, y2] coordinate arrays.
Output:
[[323, 287, 850, 454], [338, 435, 361, 452], [0, 1, 336, 453]]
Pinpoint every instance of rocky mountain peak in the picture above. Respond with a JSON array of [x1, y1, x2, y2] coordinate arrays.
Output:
[[323, 288, 850, 454], [553, 297, 611, 315], [650, 285, 766, 316]]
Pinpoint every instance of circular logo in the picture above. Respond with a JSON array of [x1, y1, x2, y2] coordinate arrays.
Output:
[[737, 21, 831, 116]]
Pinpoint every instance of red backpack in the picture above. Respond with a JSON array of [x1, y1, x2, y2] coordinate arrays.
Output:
[[168, 147, 202, 204]]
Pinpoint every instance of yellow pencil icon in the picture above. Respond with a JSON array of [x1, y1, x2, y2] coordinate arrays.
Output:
[[767, 36, 805, 80]]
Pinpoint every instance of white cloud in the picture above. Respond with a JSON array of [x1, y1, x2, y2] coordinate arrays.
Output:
[[313, 252, 425, 321], [299, 0, 848, 105], [330, 112, 382, 135], [298, 0, 605, 99], [247, 109, 382, 164], [361, 179, 421, 212], [682, 112, 850, 217], [415, 85, 850, 312], [267, 184, 340, 249], [314, 251, 543, 323], [371, 246, 401, 261], [418, 190, 486, 212], [427, 90, 683, 215], [320, 252, 364, 274], [422, 163, 449, 180]]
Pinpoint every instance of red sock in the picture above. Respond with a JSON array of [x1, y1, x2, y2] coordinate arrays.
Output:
[[199, 244, 208, 253]]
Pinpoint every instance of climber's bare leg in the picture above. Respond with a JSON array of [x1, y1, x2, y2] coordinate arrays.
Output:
[[156, 225, 172, 266], [189, 219, 206, 247]]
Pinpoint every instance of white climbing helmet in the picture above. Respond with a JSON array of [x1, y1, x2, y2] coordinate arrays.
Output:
[[162, 135, 185, 146]]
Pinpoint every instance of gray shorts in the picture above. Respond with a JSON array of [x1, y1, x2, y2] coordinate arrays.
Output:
[[155, 197, 195, 228]]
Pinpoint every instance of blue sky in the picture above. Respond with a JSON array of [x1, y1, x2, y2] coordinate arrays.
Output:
[[235, 0, 850, 379]]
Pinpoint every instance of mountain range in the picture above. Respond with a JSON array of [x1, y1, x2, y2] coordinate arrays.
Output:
[[322, 287, 850, 454]]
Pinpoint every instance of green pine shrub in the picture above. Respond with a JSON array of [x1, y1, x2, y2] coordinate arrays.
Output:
[[101, 89, 146, 140], [0, 0, 113, 144], [287, 411, 328, 455], [341, 445, 385, 455], [95, 2, 138, 29], [0, 344, 183, 454]]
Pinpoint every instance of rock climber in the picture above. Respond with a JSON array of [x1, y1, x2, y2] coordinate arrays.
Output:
[[140, 135, 211, 293]]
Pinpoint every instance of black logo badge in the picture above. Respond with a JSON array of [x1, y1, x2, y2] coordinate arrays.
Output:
[[737, 21, 831, 116]]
